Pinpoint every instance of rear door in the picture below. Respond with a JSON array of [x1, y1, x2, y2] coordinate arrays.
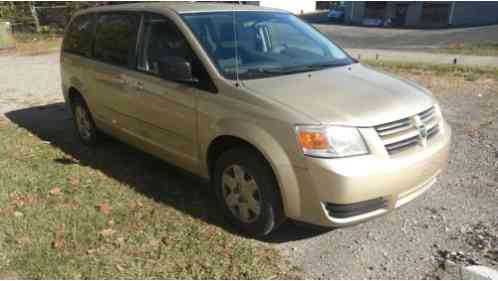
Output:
[[90, 12, 140, 127], [61, 14, 96, 108], [122, 13, 215, 172]]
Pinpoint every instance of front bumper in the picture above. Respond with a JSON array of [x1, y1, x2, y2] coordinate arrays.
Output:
[[291, 120, 451, 228]]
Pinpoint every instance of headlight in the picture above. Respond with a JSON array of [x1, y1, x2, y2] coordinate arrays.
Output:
[[295, 125, 369, 158]]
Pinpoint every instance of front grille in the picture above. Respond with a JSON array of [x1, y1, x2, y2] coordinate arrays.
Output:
[[325, 197, 387, 218], [375, 106, 440, 155]]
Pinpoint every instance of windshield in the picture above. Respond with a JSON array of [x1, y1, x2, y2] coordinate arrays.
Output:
[[182, 11, 354, 80]]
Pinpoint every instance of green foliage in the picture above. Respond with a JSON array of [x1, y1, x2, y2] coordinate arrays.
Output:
[[0, 2, 17, 19], [0, 2, 99, 33]]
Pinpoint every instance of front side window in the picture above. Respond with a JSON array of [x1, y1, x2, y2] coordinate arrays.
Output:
[[183, 12, 353, 80], [138, 14, 203, 78], [64, 14, 95, 57], [138, 14, 213, 91], [94, 13, 140, 68]]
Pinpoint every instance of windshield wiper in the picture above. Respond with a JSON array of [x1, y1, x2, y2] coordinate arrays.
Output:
[[239, 62, 349, 79], [301, 62, 349, 71], [261, 63, 348, 75], [240, 68, 285, 78]]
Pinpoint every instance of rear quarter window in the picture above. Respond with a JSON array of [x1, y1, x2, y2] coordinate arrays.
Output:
[[93, 13, 140, 68], [63, 14, 95, 57]]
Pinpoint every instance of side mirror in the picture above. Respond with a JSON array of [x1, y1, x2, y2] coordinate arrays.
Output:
[[157, 56, 199, 83]]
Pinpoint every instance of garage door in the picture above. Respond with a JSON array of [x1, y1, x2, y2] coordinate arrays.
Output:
[[421, 2, 450, 26], [365, 2, 387, 19]]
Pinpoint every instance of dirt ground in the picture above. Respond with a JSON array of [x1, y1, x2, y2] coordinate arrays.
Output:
[[0, 53, 61, 115], [275, 69, 498, 279], [305, 13, 498, 50], [1, 53, 497, 279]]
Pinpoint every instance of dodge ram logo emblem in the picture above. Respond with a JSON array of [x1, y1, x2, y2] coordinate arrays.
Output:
[[414, 116, 428, 147], [418, 124, 428, 138]]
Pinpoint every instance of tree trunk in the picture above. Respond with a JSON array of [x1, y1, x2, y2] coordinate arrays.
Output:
[[30, 2, 40, 33]]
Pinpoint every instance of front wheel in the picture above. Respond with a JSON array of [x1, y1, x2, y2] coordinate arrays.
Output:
[[213, 148, 286, 237], [71, 96, 98, 146]]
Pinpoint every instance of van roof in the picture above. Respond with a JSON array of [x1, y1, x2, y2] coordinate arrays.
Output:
[[78, 2, 287, 16]]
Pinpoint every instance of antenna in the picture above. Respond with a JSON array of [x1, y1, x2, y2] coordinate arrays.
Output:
[[232, 4, 240, 87]]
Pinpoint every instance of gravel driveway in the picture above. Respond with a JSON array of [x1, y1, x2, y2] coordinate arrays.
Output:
[[0, 53, 62, 115], [1, 53, 497, 279], [312, 21, 498, 50], [275, 72, 498, 279]]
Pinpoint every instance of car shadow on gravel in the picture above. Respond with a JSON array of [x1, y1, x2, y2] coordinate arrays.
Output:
[[6, 103, 331, 243]]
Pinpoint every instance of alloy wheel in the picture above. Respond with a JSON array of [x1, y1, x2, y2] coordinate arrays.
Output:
[[221, 164, 262, 223], [74, 105, 92, 141]]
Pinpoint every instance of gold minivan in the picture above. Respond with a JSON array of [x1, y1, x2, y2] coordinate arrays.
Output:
[[61, 3, 451, 236]]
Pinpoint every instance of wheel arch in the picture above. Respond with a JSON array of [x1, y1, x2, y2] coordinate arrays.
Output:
[[61, 72, 89, 111], [67, 86, 83, 106], [204, 120, 302, 219]]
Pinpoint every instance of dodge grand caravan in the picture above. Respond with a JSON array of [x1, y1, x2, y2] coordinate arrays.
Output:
[[61, 3, 451, 236]]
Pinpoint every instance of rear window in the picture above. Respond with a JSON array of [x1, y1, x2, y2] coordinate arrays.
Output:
[[63, 14, 95, 57], [93, 13, 140, 68]]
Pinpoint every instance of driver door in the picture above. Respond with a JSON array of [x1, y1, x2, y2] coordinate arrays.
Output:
[[123, 13, 208, 173]]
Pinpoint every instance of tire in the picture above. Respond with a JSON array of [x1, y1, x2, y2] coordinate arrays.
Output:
[[213, 147, 286, 237], [71, 95, 98, 146]]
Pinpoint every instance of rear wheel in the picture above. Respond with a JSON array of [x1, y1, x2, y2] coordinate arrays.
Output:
[[71, 96, 98, 146], [213, 148, 285, 236]]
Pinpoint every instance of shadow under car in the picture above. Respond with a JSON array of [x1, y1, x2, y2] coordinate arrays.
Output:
[[5, 103, 331, 242]]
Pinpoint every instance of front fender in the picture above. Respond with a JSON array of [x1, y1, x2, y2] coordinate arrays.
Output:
[[203, 118, 303, 219]]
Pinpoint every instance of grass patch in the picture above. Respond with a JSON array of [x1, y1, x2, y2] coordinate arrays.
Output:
[[439, 43, 498, 57], [0, 120, 299, 279], [0, 33, 61, 56], [363, 60, 498, 81]]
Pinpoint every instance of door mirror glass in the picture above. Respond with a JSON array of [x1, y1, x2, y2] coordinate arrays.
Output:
[[157, 56, 199, 83]]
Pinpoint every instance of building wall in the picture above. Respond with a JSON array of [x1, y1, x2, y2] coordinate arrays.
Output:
[[344, 1, 498, 27], [344, 2, 366, 25], [451, 2, 498, 26], [405, 2, 423, 27], [259, 1, 316, 15]]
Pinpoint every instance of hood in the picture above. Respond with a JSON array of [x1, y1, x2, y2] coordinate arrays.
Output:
[[242, 64, 435, 127]]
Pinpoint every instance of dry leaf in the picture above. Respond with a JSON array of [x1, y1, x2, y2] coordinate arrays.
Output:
[[99, 228, 116, 237], [49, 187, 61, 195], [148, 239, 160, 247], [16, 237, 31, 246], [86, 249, 96, 255], [116, 264, 125, 272], [67, 176, 79, 186], [99, 202, 110, 215], [52, 239, 64, 249], [15, 195, 40, 207]]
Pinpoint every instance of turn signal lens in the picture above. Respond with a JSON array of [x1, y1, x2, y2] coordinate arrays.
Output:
[[298, 131, 329, 150]]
